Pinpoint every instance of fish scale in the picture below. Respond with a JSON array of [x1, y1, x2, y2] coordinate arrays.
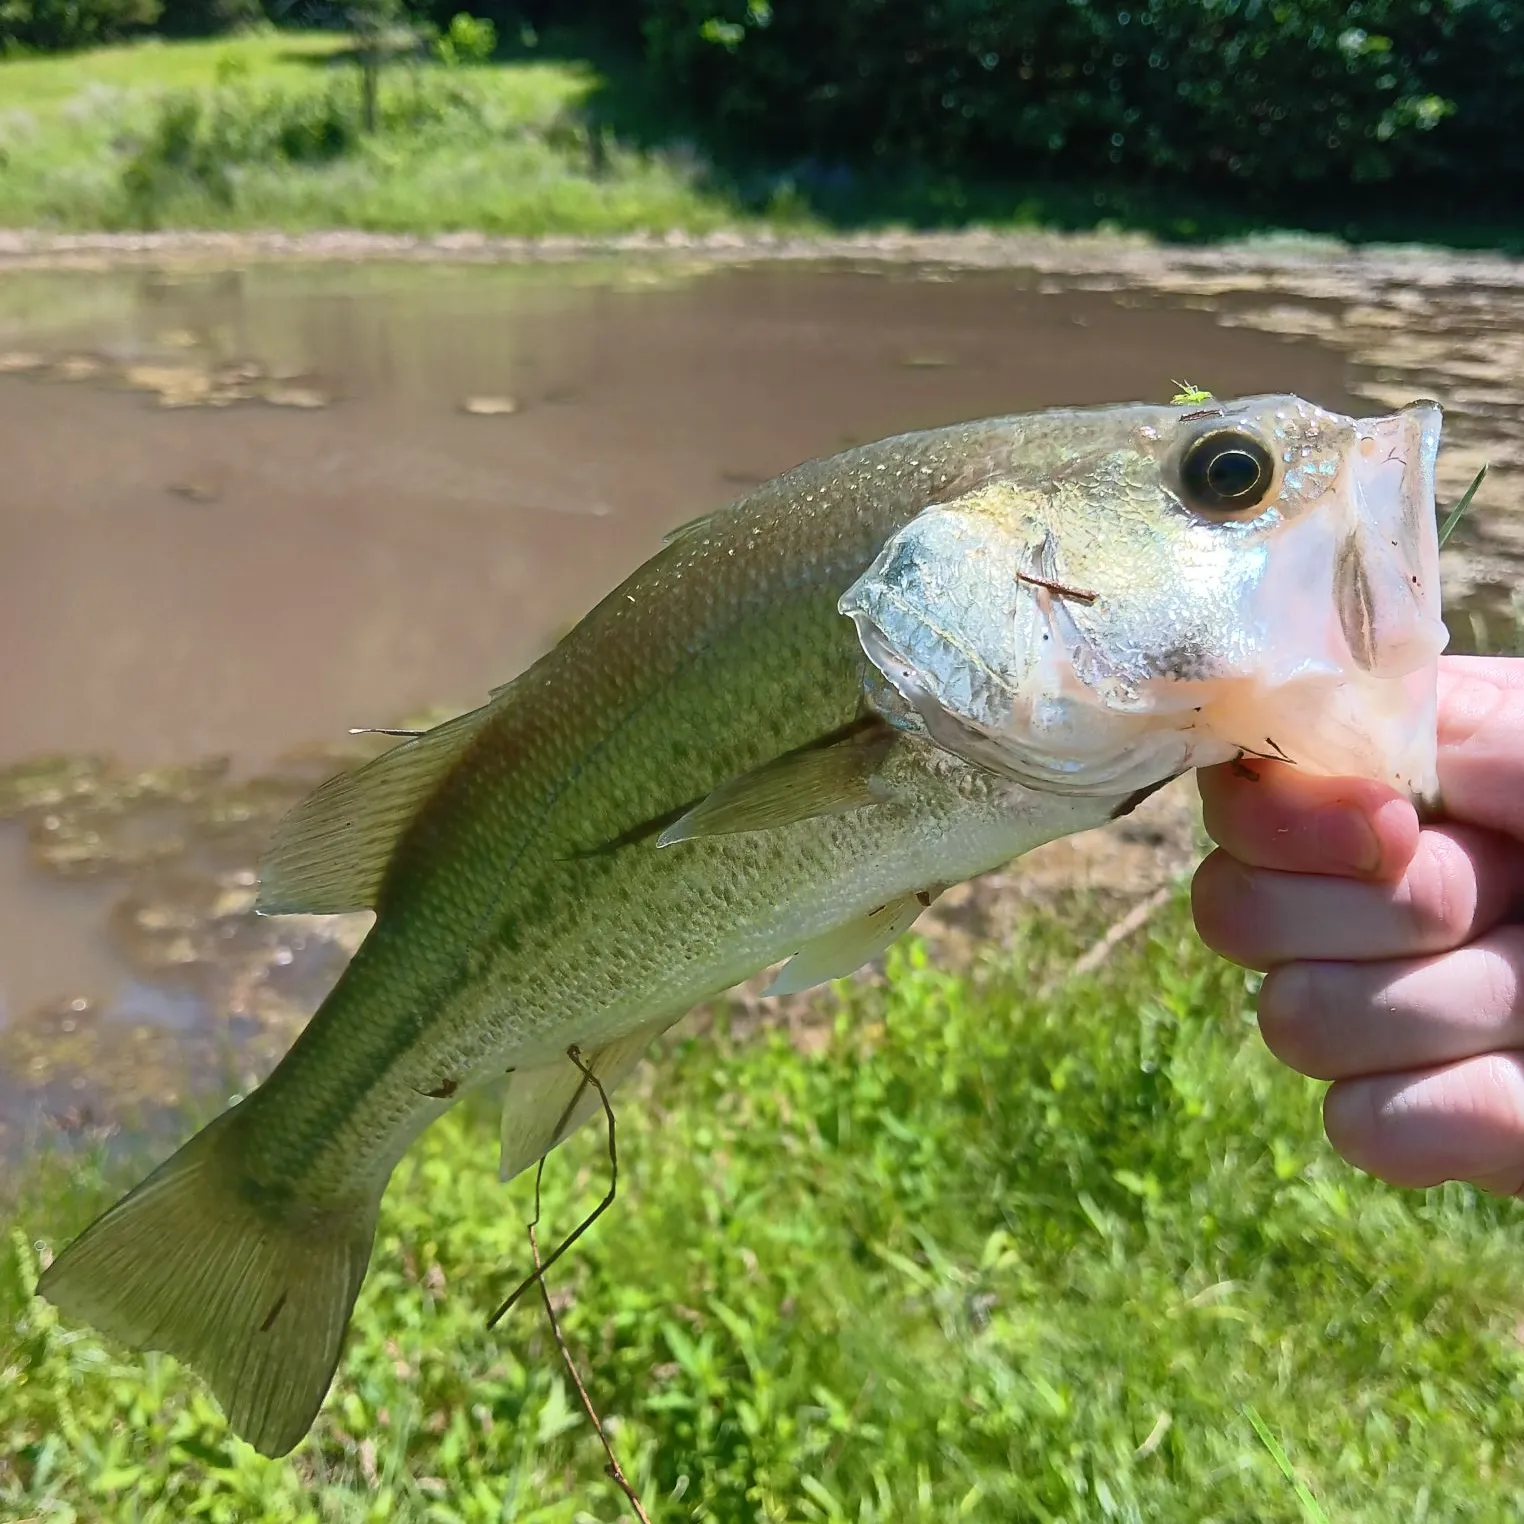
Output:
[[37, 394, 1447, 1458]]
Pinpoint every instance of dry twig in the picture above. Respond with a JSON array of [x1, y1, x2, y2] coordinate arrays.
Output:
[[524, 1048, 652, 1523], [1042, 883, 1176, 996], [529, 1220, 652, 1523]]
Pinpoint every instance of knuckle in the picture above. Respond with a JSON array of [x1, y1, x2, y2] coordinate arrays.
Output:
[[1472, 939, 1524, 1027], [1473, 1052, 1524, 1128]]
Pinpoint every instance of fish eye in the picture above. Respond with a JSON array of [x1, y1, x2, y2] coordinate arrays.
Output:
[[1177, 429, 1276, 517]]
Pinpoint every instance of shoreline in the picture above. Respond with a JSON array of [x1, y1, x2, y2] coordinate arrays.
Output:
[[2, 225, 1524, 284]]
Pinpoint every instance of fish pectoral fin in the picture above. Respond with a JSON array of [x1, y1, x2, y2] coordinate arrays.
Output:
[[763, 892, 932, 998], [498, 1022, 668, 1184], [257, 703, 496, 915], [657, 722, 896, 847]]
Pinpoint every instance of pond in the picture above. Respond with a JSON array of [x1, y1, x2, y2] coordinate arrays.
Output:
[[2, 245, 1521, 1155]]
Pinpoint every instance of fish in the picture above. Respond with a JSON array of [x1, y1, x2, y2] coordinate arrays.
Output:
[[36, 393, 1448, 1457]]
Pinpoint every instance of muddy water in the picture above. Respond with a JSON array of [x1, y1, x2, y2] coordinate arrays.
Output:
[[1, 253, 1520, 1155]]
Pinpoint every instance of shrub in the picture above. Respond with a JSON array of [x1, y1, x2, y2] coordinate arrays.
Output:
[[0, 0, 160, 53], [431, 9, 495, 65], [638, 0, 1523, 206], [116, 71, 488, 225]]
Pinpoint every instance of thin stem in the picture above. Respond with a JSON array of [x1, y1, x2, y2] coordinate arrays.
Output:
[[488, 1045, 619, 1327], [528, 1218, 652, 1523]]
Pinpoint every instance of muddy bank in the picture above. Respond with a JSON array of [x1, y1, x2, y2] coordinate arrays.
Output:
[[2, 226, 1524, 283], [0, 740, 1200, 1165]]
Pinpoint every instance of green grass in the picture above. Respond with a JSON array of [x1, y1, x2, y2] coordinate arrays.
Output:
[[0, 31, 745, 234], [5, 894, 1524, 1521], [4, 28, 1521, 247], [0, 30, 343, 107]]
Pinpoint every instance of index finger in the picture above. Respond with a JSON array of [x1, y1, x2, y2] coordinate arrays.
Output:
[[1198, 655, 1524, 876], [1197, 761, 1419, 880]]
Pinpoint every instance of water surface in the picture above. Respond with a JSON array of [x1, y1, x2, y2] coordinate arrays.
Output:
[[2, 254, 1519, 1152]]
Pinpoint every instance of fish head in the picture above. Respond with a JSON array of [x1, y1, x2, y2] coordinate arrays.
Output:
[[840, 394, 1448, 805]]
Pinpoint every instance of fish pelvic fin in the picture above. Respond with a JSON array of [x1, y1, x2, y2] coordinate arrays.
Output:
[[258, 702, 496, 915], [765, 892, 934, 997], [35, 1109, 380, 1458], [499, 1022, 667, 1184]]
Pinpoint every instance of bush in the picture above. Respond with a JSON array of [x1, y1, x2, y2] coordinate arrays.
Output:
[[431, 9, 495, 64], [151, 0, 264, 39], [638, 0, 1523, 206], [117, 71, 488, 225], [0, 0, 160, 52]]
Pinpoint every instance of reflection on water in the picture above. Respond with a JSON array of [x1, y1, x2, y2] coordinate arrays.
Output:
[[1, 252, 1520, 1154]]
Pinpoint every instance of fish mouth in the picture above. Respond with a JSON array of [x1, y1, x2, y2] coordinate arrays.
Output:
[[1223, 399, 1448, 806], [1341, 399, 1446, 679], [841, 397, 1450, 810]]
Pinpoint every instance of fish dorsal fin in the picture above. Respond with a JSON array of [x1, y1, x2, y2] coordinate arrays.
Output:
[[764, 893, 931, 997], [257, 704, 493, 915], [660, 508, 722, 547], [498, 1023, 667, 1184], [657, 723, 895, 847]]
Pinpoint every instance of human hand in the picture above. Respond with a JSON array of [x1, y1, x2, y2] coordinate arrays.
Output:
[[1192, 656, 1524, 1194]]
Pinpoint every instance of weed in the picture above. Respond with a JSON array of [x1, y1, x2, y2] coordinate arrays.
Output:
[[5, 895, 1523, 1519]]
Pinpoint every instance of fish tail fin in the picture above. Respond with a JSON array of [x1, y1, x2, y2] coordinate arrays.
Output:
[[35, 1108, 380, 1458]]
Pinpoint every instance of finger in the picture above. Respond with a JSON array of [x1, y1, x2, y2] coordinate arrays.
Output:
[[1257, 926, 1524, 1081], [1197, 760, 1417, 880], [1193, 656, 1523, 878], [1439, 653, 1524, 693], [1323, 1053, 1524, 1194], [1436, 661, 1524, 843], [1192, 823, 1524, 970]]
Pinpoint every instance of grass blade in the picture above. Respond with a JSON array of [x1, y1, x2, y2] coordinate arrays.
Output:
[[1243, 1406, 1331, 1524], [1439, 464, 1487, 548]]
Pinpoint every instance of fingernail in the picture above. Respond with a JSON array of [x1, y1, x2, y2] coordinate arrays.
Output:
[[1314, 805, 1382, 874]]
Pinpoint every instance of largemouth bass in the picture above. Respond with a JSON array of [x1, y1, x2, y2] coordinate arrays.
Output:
[[38, 393, 1448, 1457]]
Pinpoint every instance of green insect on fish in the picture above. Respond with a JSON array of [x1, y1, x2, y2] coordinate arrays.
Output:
[[38, 393, 1449, 1456]]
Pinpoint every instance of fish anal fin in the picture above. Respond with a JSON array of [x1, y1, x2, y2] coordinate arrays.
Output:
[[764, 893, 931, 997], [498, 1022, 667, 1185], [257, 704, 494, 915], [35, 1107, 380, 1458], [657, 723, 895, 848]]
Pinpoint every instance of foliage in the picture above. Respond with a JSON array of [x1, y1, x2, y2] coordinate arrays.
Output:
[[150, 0, 260, 41], [1, 25, 1521, 244], [639, 0, 1523, 206], [5, 1, 1524, 233], [431, 11, 494, 66], [0, 0, 160, 55], [5, 895, 1524, 1520], [0, 33, 734, 234], [118, 72, 486, 223]]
